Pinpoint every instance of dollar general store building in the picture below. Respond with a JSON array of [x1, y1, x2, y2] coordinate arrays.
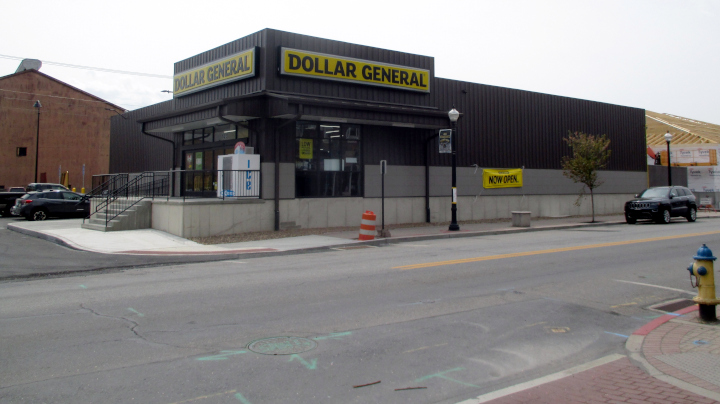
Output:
[[110, 29, 646, 237]]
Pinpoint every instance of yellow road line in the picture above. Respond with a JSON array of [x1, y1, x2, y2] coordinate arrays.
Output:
[[393, 230, 720, 270]]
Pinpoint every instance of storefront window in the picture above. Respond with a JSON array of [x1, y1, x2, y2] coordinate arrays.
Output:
[[295, 121, 362, 198], [181, 122, 251, 196]]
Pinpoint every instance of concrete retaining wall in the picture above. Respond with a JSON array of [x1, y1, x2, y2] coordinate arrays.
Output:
[[152, 199, 273, 238], [151, 193, 633, 238]]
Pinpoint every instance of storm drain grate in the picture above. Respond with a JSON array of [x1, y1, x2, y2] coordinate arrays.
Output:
[[653, 299, 696, 313], [248, 337, 317, 355]]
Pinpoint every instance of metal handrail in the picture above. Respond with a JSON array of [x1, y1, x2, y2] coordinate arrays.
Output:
[[84, 168, 260, 229], [89, 172, 171, 228]]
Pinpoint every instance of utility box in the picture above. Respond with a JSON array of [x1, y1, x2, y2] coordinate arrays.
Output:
[[217, 154, 260, 198], [511, 211, 531, 227]]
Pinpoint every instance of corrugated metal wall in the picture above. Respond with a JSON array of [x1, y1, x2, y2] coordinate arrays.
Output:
[[109, 101, 174, 173], [421, 79, 646, 171], [111, 28, 646, 175]]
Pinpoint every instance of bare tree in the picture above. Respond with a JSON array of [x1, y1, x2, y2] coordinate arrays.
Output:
[[562, 131, 612, 222]]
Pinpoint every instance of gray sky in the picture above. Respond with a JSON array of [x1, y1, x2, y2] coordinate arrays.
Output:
[[2, 0, 718, 125]]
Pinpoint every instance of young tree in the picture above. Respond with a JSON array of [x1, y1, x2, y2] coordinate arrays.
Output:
[[561, 131, 612, 222]]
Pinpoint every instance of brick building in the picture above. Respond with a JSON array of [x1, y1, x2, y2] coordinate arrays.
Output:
[[0, 64, 123, 191]]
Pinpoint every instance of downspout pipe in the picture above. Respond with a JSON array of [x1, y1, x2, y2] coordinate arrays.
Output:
[[140, 122, 177, 196], [141, 122, 176, 169], [424, 132, 439, 223], [274, 104, 303, 231]]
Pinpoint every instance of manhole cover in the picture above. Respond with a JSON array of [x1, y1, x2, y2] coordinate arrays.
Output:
[[653, 299, 696, 313], [248, 337, 317, 355]]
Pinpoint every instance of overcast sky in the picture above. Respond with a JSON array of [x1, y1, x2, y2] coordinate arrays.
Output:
[[2, 0, 718, 125]]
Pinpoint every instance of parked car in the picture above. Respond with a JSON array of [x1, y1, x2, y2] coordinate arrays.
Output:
[[12, 190, 90, 221], [624, 186, 697, 224], [25, 183, 69, 192], [1, 184, 70, 217], [0, 189, 28, 217]]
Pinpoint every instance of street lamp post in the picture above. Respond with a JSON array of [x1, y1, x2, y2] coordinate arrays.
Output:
[[448, 108, 460, 231], [664, 131, 673, 186], [33, 100, 42, 183]]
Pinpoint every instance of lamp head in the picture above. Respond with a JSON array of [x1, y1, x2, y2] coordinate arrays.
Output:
[[664, 132, 673, 143], [448, 108, 460, 122], [33, 100, 42, 109]]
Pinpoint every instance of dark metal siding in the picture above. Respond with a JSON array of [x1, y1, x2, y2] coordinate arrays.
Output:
[[427, 78, 646, 171], [363, 127, 434, 166], [264, 29, 435, 108], [109, 101, 174, 173], [118, 29, 645, 174], [146, 108, 218, 132]]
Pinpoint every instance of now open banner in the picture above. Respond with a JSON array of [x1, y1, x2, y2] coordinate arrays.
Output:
[[483, 168, 523, 189]]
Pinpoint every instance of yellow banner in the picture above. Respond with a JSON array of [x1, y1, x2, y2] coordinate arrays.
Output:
[[483, 168, 523, 188], [280, 48, 430, 93], [174, 48, 256, 97]]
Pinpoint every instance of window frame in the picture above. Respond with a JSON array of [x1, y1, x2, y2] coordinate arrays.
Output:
[[294, 121, 363, 198]]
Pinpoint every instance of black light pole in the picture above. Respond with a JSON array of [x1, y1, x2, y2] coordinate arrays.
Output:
[[33, 100, 42, 183], [664, 131, 673, 186], [448, 107, 460, 231]]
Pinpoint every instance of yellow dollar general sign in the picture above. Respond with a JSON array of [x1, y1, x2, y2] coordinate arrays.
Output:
[[174, 48, 257, 97], [280, 48, 430, 93], [483, 168, 524, 189]]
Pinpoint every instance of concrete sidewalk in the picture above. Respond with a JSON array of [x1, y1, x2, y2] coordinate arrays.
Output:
[[10, 212, 720, 256]]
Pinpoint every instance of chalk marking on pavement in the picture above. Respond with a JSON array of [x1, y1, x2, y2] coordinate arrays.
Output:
[[455, 354, 626, 404], [196, 350, 247, 361], [394, 230, 720, 270], [226, 260, 247, 264], [613, 279, 695, 295], [416, 367, 480, 388], [605, 331, 630, 338], [403, 343, 448, 354], [461, 321, 490, 332], [79, 285, 87, 289], [127, 308, 144, 317], [234, 392, 252, 404], [312, 331, 352, 340], [545, 326, 569, 333], [166, 389, 237, 404], [289, 354, 317, 370], [611, 302, 638, 308]]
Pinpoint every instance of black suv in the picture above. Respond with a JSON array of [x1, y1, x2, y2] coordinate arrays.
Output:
[[624, 186, 697, 224], [12, 190, 89, 221]]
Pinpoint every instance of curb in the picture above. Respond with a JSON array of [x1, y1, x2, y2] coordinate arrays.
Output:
[[625, 305, 720, 402], [8, 219, 627, 258]]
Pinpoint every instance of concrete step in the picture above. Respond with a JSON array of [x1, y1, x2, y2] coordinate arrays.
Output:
[[88, 214, 128, 225], [84, 199, 151, 232], [81, 222, 109, 232]]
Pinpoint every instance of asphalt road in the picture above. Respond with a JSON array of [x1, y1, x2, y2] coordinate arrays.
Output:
[[0, 217, 230, 280], [1, 219, 717, 404]]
